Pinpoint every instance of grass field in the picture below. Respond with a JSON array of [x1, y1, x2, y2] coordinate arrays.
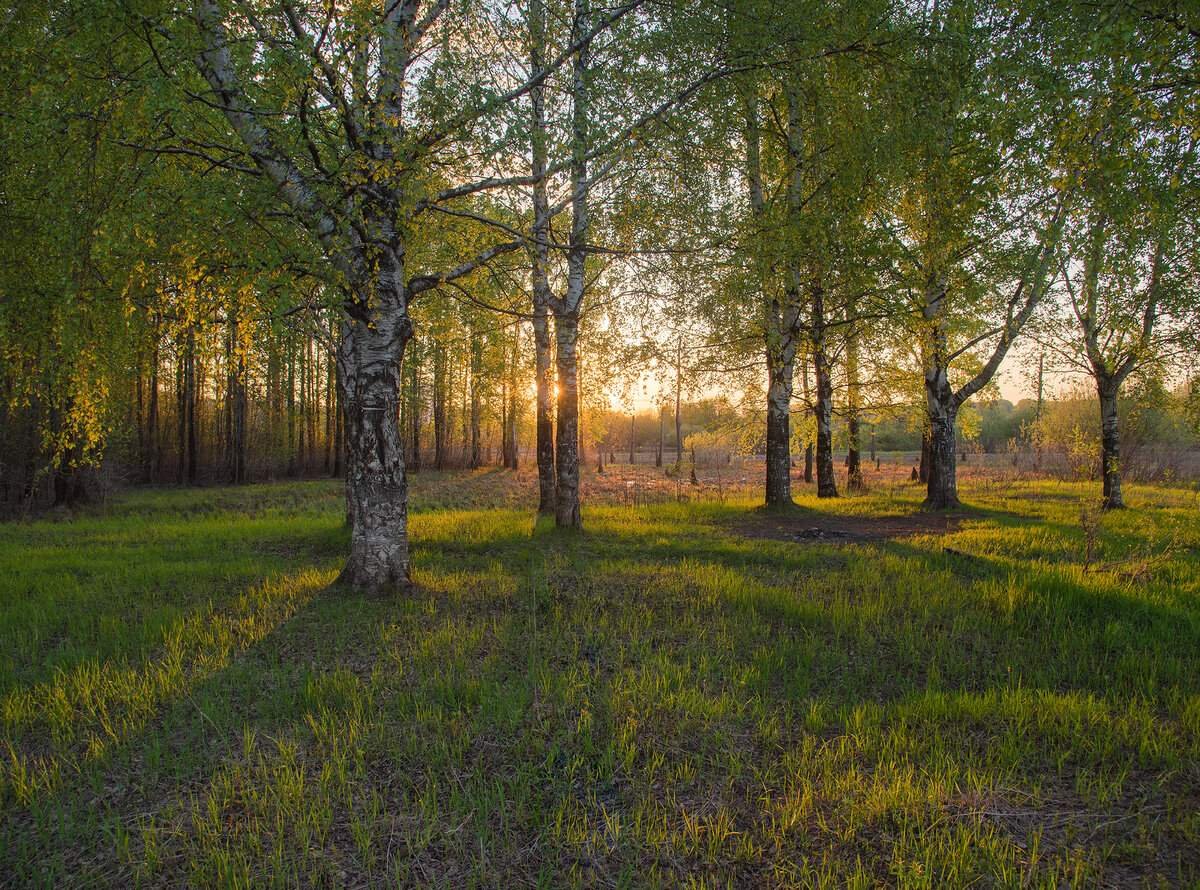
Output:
[[2, 469, 1199, 887]]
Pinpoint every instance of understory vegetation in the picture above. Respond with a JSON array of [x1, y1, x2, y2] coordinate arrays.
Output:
[[3, 470, 1198, 887]]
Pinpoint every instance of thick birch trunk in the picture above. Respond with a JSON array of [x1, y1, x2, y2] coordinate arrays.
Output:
[[336, 312, 412, 593], [924, 363, 960, 509], [1098, 379, 1124, 509]]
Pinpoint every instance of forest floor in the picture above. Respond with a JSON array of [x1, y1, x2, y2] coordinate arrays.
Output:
[[2, 466, 1199, 887]]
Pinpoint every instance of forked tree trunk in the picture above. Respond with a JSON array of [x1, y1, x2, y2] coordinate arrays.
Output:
[[764, 339, 795, 507], [336, 311, 412, 593], [554, 311, 581, 528], [1097, 378, 1123, 509]]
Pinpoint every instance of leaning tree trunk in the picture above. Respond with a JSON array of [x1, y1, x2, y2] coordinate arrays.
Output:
[[764, 337, 795, 508], [336, 307, 413, 593], [1097, 377, 1124, 509], [554, 311, 582, 528], [924, 362, 960, 509]]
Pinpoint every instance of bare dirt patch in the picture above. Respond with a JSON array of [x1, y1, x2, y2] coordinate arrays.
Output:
[[734, 509, 961, 545]]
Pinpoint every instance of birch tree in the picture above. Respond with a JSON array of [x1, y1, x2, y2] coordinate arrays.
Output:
[[128, 0, 642, 586], [889, 0, 1076, 509], [1049, 26, 1199, 508]]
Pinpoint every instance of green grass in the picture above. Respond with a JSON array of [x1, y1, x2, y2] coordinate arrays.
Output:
[[1, 472, 1199, 887]]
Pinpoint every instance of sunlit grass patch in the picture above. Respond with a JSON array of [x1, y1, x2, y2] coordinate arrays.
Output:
[[1, 474, 1198, 886]]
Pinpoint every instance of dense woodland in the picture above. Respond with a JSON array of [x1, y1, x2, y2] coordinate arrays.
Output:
[[2, 0, 1198, 589]]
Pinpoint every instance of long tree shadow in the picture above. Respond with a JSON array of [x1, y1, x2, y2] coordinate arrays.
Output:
[[5, 494, 1199, 886]]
